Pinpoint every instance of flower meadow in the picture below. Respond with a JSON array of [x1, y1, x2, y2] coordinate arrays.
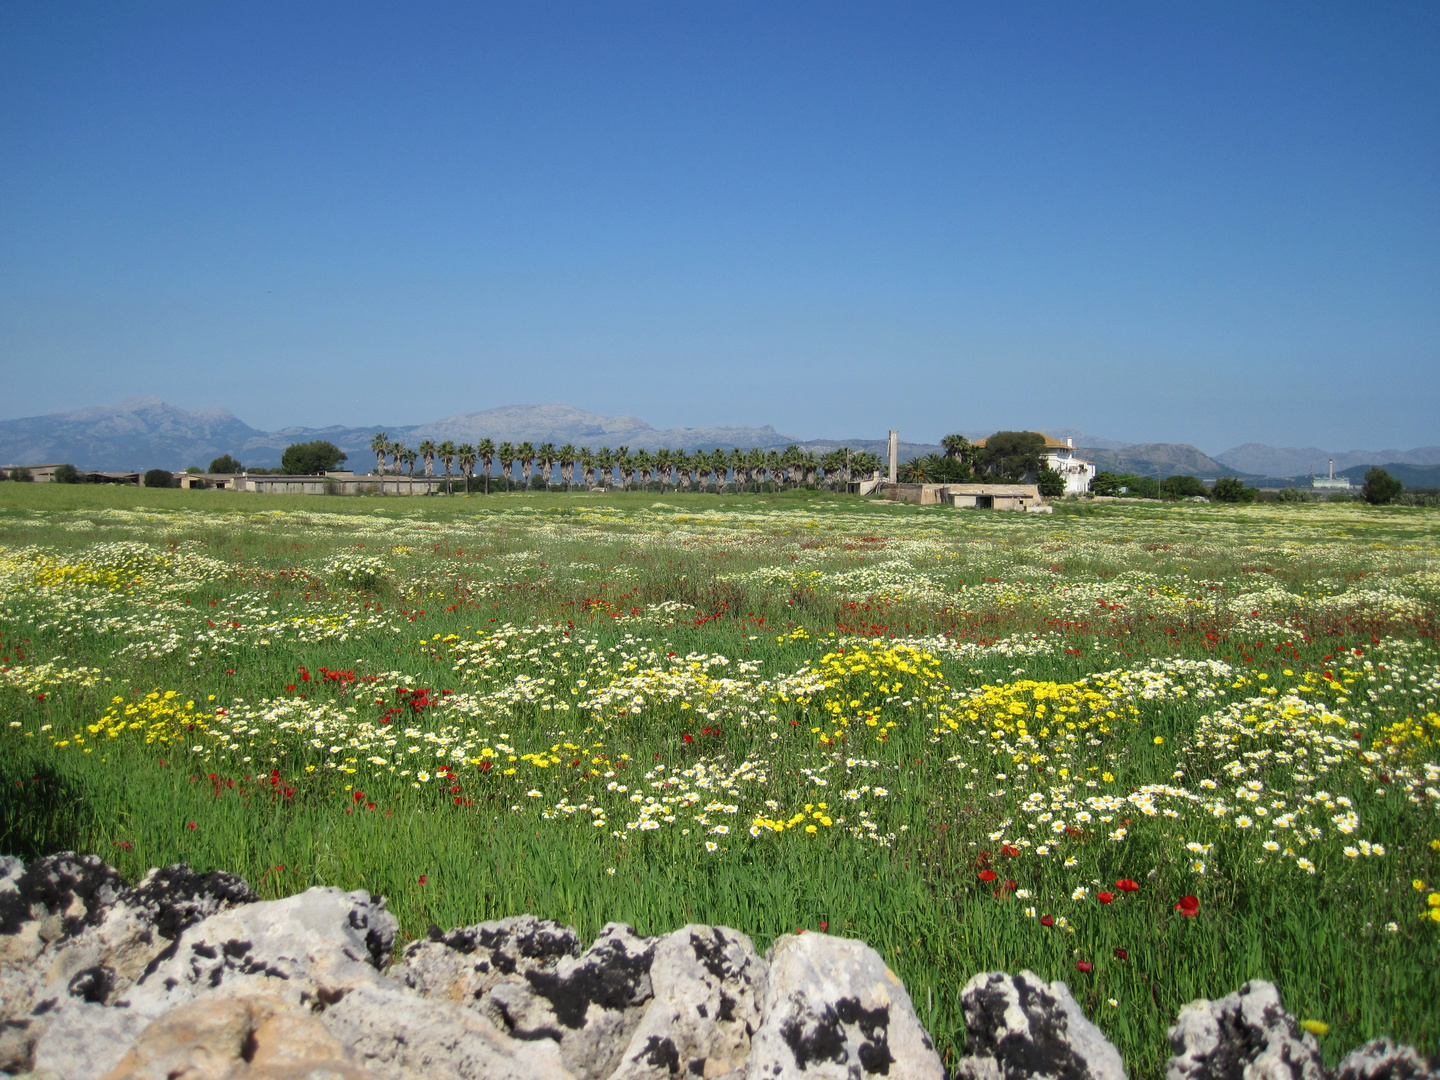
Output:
[[1, 483, 1437, 1074]]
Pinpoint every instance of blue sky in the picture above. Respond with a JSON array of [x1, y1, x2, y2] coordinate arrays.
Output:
[[1, 2, 1436, 451]]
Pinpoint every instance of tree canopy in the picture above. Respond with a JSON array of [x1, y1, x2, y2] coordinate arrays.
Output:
[[209, 453, 243, 474], [1362, 467, 1402, 505], [975, 431, 1046, 481], [280, 441, 347, 475]]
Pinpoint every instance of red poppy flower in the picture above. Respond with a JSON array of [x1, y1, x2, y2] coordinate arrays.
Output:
[[1113, 947, 1129, 960], [1097, 891, 1115, 904], [1116, 878, 1140, 893], [186, 821, 197, 830], [1005, 880, 1017, 891], [1039, 915, 1054, 927], [1076, 961, 1093, 973], [1174, 895, 1200, 916], [978, 869, 997, 882], [418, 874, 427, 885], [819, 921, 829, 932], [1000, 844, 1020, 857], [682, 734, 694, 743]]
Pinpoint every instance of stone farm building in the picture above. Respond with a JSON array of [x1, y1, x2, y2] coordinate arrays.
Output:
[[881, 482, 1048, 512], [971, 435, 1097, 496]]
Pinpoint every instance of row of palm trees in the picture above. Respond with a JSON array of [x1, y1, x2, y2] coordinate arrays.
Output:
[[367, 433, 883, 493]]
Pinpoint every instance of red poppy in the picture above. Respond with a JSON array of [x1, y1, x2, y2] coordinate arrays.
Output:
[[418, 874, 427, 885], [1005, 880, 1017, 891], [1000, 844, 1020, 857], [1174, 895, 1200, 916], [1116, 878, 1140, 893], [682, 734, 694, 743], [819, 922, 829, 932], [978, 869, 998, 882], [1113, 948, 1129, 960], [1076, 961, 1092, 973], [186, 821, 197, 830], [1039, 915, 1054, 927], [1097, 891, 1115, 904], [353, 791, 366, 803]]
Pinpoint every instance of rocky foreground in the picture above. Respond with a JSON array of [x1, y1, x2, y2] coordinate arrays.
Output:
[[0, 855, 1434, 1080]]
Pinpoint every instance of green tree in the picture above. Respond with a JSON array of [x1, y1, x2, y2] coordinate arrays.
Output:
[[941, 433, 973, 465], [1212, 476, 1257, 503], [537, 443, 558, 488], [417, 440, 437, 478], [558, 444, 578, 490], [280, 441, 346, 475], [52, 463, 84, 484], [1159, 474, 1205, 498], [437, 440, 457, 493], [457, 445, 476, 492], [976, 431, 1046, 481], [1035, 466, 1066, 498], [143, 468, 175, 488], [209, 454, 242, 474], [1362, 467, 1403, 506], [1089, 471, 1124, 496], [8, 467, 34, 482]]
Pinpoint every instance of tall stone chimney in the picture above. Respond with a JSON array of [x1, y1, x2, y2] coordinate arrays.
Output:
[[888, 431, 899, 484]]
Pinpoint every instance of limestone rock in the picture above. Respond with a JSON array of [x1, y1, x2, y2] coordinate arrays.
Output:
[[322, 982, 578, 1080], [747, 932, 944, 1080], [30, 886, 396, 1080], [952, 970, 1126, 1080], [1166, 980, 1324, 1080], [477, 922, 657, 1080], [608, 924, 766, 1080], [97, 991, 374, 1080], [1334, 1039, 1440, 1080], [393, 914, 582, 1004]]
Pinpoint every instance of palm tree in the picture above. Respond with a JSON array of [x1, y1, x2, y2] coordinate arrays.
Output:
[[801, 450, 820, 488], [595, 447, 614, 491], [497, 442, 515, 490], [557, 444, 577, 490], [401, 447, 418, 476], [727, 448, 744, 492], [538, 443, 557, 489], [941, 434, 972, 464], [388, 440, 405, 477], [578, 447, 594, 489], [516, 441, 534, 489], [821, 449, 847, 491], [438, 440, 457, 494], [654, 448, 671, 493], [458, 444, 476, 493], [672, 450, 691, 491], [370, 432, 389, 476], [418, 440, 437, 478], [899, 457, 930, 483], [476, 438, 495, 494], [634, 448, 654, 490]]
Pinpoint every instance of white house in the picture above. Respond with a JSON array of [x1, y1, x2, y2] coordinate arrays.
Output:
[[971, 435, 1097, 496]]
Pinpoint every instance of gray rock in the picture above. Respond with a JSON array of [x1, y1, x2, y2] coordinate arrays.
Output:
[[747, 932, 944, 1080], [609, 924, 767, 1080], [1166, 980, 1324, 1080], [394, 914, 582, 1004], [478, 922, 657, 1080], [1334, 1039, 1440, 1080], [323, 982, 578, 1080], [952, 970, 1126, 1080], [30, 886, 396, 1080]]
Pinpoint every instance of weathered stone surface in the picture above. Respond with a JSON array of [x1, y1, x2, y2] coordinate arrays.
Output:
[[608, 924, 766, 1080], [0, 857, 259, 1075], [952, 970, 1126, 1080], [323, 983, 577, 1080], [477, 922, 657, 1080], [30, 886, 396, 1080], [393, 914, 582, 1004], [748, 932, 944, 1080], [1166, 980, 1324, 1080], [97, 991, 374, 1080], [1334, 1039, 1440, 1080]]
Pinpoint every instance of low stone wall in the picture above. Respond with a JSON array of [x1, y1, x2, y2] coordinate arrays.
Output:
[[1, 854, 1434, 1080]]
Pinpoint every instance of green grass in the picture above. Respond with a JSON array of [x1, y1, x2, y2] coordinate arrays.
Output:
[[1, 483, 1437, 1076]]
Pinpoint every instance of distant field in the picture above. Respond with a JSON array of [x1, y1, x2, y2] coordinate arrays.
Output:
[[1, 485, 1437, 1075]]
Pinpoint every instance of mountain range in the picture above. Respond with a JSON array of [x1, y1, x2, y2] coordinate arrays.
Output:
[[0, 398, 1436, 480]]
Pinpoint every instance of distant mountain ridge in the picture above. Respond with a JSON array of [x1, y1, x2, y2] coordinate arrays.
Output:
[[1, 398, 1433, 478]]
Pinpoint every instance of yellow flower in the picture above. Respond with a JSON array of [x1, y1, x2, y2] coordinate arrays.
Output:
[[1299, 1020, 1328, 1036], [1414, 880, 1426, 891], [1153, 736, 1164, 745], [1428, 893, 1440, 908]]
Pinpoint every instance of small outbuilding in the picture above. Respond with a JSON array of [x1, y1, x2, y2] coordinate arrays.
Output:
[[880, 482, 1046, 511]]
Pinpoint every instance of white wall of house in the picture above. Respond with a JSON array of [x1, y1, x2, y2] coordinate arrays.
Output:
[[1043, 442, 1097, 496]]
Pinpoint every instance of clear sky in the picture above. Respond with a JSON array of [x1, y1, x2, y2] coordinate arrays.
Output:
[[1, 2, 1436, 451]]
